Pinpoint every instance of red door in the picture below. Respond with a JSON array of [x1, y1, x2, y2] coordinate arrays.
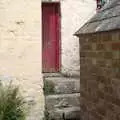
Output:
[[42, 3, 60, 72]]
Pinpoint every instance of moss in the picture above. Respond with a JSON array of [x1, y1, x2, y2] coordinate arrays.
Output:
[[44, 80, 55, 95]]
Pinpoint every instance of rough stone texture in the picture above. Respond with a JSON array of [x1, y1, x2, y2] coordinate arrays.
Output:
[[79, 31, 120, 120], [46, 93, 80, 110], [47, 107, 80, 120], [44, 75, 80, 120], [44, 77, 80, 94], [0, 0, 44, 120]]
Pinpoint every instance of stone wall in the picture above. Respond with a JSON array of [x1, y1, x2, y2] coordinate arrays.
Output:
[[0, 0, 44, 120], [43, 73, 80, 120], [79, 31, 120, 120], [61, 0, 96, 75], [0, 0, 96, 119]]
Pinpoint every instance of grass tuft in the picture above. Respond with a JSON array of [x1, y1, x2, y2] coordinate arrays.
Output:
[[0, 82, 26, 120]]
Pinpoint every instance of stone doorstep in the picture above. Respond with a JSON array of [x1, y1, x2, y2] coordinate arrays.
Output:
[[45, 77, 80, 81], [47, 107, 80, 120], [43, 72, 80, 78], [43, 73, 62, 78], [44, 77, 80, 94], [45, 93, 80, 110]]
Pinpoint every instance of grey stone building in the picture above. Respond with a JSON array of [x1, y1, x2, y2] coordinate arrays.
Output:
[[75, 0, 120, 120]]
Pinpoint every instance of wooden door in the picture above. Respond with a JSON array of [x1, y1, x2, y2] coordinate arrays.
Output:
[[42, 3, 60, 72]]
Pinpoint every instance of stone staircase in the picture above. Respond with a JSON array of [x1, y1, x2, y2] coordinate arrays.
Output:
[[43, 73, 80, 120]]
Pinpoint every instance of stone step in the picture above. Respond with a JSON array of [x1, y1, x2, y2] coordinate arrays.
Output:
[[45, 93, 80, 110], [43, 72, 80, 78], [45, 107, 80, 120], [43, 73, 63, 78], [44, 77, 80, 95]]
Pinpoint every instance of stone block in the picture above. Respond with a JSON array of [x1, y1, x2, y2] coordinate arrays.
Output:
[[45, 93, 80, 110], [45, 107, 80, 120], [44, 77, 80, 95]]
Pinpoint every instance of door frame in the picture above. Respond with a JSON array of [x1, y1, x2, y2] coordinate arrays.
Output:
[[42, 2, 61, 73]]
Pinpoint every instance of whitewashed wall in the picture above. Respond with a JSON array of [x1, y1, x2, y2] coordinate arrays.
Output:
[[61, 0, 96, 75], [0, 0, 44, 120]]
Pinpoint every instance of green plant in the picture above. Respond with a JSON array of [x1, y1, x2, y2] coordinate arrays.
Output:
[[0, 83, 26, 120], [44, 81, 55, 95]]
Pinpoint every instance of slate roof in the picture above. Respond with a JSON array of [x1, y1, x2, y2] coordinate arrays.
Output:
[[75, 0, 120, 35]]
